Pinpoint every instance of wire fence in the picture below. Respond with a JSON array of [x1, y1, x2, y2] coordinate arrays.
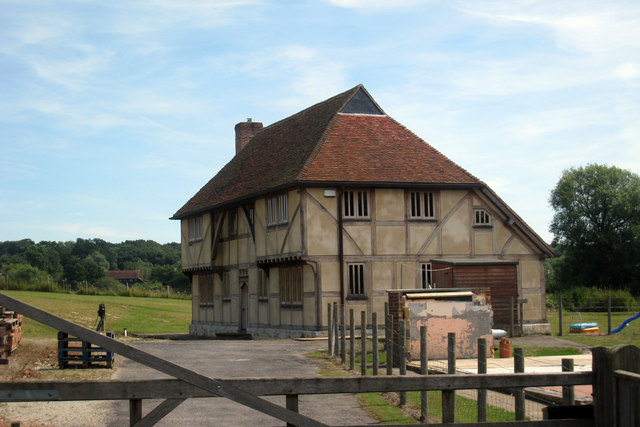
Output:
[[325, 304, 579, 423]]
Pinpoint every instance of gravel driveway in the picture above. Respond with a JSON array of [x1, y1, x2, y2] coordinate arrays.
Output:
[[106, 339, 377, 426]]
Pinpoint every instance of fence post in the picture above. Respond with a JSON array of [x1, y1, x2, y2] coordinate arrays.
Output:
[[510, 296, 515, 337], [372, 313, 378, 376], [592, 344, 640, 426], [340, 305, 346, 364], [286, 394, 299, 427], [558, 295, 563, 336], [386, 314, 393, 375], [420, 325, 428, 422], [514, 347, 525, 421], [130, 398, 142, 426], [349, 309, 355, 370], [327, 303, 332, 355], [562, 358, 575, 405], [608, 295, 612, 335], [333, 303, 339, 357], [442, 332, 456, 423], [478, 337, 487, 422], [361, 310, 367, 375], [399, 320, 407, 406]]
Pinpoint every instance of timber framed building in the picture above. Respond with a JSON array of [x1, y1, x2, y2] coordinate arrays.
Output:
[[171, 85, 554, 338]]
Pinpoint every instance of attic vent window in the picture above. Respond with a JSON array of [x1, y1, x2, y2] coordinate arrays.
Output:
[[339, 88, 384, 115], [474, 208, 492, 227]]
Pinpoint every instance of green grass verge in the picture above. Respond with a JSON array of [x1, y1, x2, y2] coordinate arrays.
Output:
[[2, 290, 191, 339], [406, 391, 516, 422], [359, 392, 417, 424]]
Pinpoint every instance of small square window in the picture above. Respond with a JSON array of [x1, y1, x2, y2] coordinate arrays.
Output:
[[409, 192, 435, 219], [343, 190, 369, 218], [348, 263, 365, 297]]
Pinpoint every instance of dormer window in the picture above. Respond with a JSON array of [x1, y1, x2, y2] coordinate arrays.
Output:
[[474, 208, 492, 226]]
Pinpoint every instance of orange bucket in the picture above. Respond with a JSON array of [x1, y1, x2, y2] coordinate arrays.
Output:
[[499, 337, 512, 358]]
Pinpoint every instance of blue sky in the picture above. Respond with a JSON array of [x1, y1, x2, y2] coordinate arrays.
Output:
[[1, 0, 639, 245]]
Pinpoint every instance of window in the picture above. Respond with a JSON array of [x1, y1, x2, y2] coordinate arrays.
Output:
[[258, 269, 268, 301], [228, 210, 238, 237], [267, 194, 289, 225], [188, 216, 203, 243], [222, 272, 231, 301], [409, 191, 435, 219], [348, 263, 365, 297], [199, 274, 214, 306], [420, 263, 432, 289], [474, 208, 492, 226], [343, 190, 369, 218], [279, 266, 302, 306]]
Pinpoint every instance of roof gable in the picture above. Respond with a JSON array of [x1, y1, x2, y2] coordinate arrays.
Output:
[[339, 87, 384, 115]]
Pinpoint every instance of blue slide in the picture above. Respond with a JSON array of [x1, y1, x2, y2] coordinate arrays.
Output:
[[611, 312, 640, 334]]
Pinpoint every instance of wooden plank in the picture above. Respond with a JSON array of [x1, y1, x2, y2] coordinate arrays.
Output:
[[134, 398, 186, 427], [0, 372, 593, 401], [0, 293, 326, 427]]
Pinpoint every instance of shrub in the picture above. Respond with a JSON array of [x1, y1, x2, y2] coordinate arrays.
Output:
[[548, 287, 638, 311]]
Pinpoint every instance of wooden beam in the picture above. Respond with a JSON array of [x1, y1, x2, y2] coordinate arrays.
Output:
[[0, 371, 593, 402], [0, 293, 326, 427], [133, 398, 186, 427]]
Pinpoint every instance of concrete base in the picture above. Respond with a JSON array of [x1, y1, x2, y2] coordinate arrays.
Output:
[[522, 323, 552, 335], [189, 322, 324, 340]]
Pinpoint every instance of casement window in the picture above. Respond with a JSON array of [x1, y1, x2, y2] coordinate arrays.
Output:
[[258, 269, 268, 301], [222, 272, 231, 301], [343, 190, 369, 218], [199, 274, 214, 306], [228, 210, 238, 237], [279, 266, 303, 306], [188, 216, 203, 243], [474, 208, 492, 226], [348, 263, 365, 297], [409, 191, 435, 219], [420, 263, 433, 289], [267, 194, 289, 226]]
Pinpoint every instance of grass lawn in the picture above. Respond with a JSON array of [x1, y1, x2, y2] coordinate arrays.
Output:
[[546, 309, 640, 348], [2, 290, 192, 339]]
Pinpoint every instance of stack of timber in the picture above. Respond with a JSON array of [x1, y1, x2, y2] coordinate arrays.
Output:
[[0, 306, 23, 364], [58, 331, 115, 369]]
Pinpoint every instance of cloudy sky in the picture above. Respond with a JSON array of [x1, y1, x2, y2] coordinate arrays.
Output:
[[1, 0, 639, 244]]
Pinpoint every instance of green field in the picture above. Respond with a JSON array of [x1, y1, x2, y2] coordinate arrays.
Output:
[[546, 309, 640, 348], [2, 290, 192, 339]]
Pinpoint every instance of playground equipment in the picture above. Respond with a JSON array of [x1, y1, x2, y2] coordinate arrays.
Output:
[[611, 312, 640, 334]]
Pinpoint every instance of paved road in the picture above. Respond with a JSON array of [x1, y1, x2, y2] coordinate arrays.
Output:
[[107, 339, 377, 426]]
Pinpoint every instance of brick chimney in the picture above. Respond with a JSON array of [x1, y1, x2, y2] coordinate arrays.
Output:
[[235, 118, 263, 153]]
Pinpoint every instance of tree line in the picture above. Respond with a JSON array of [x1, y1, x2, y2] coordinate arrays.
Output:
[[0, 238, 190, 293]]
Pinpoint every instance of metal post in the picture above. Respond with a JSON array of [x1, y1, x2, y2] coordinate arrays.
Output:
[[420, 325, 428, 422], [399, 320, 407, 406], [478, 338, 487, 422], [443, 332, 456, 423], [349, 309, 355, 371], [327, 303, 333, 355], [514, 347, 525, 420], [386, 314, 393, 375], [333, 303, 339, 357], [372, 312, 378, 376], [558, 295, 563, 336], [607, 295, 612, 335], [361, 311, 367, 375], [562, 358, 575, 405], [340, 305, 346, 364]]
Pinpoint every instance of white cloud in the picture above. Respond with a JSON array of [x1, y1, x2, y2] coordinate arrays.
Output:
[[326, 0, 433, 10]]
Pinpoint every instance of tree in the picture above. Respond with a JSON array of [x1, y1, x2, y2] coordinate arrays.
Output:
[[549, 164, 640, 292]]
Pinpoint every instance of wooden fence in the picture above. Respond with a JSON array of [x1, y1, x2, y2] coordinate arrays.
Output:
[[1, 293, 639, 426]]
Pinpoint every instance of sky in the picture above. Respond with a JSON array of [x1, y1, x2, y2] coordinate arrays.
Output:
[[1, 0, 639, 245]]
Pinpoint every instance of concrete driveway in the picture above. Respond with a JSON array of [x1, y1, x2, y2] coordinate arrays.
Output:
[[107, 339, 377, 426]]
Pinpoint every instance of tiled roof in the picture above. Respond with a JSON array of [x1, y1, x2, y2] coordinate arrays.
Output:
[[172, 85, 480, 219]]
